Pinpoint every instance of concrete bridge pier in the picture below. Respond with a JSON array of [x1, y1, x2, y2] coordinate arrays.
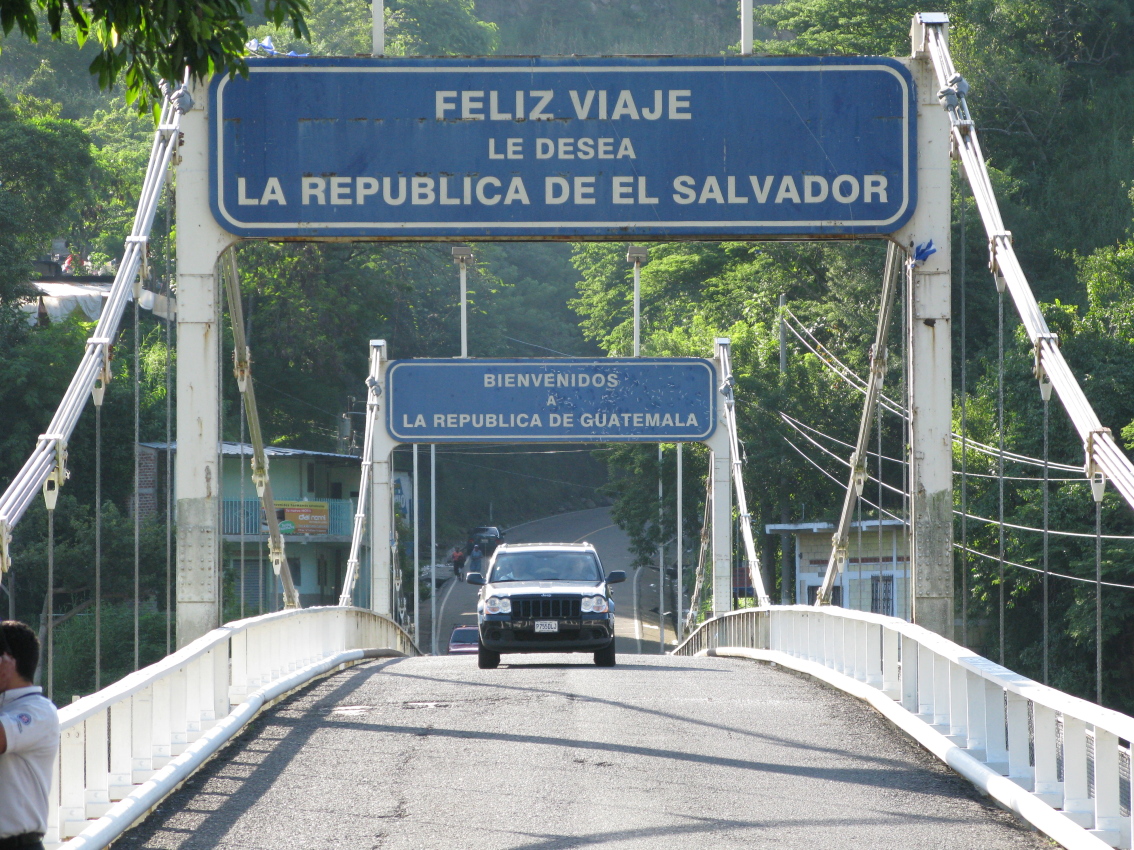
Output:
[[175, 84, 234, 647], [898, 17, 954, 639]]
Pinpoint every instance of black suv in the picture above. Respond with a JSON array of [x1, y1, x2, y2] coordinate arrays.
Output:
[[467, 542, 626, 669], [466, 526, 504, 557]]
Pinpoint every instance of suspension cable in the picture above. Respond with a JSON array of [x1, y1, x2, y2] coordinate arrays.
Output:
[[133, 275, 141, 671], [788, 417, 1134, 541], [997, 282, 1006, 665], [1096, 491, 1103, 703], [1043, 392, 1050, 684], [163, 175, 173, 657], [95, 402, 102, 690], [780, 410, 1081, 480], [46, 505, 54, 702], [960, 180, 969, 647], [0, 80, 188, 575], [782, 311, 1083, 473], [784, 435, 1134, 591]]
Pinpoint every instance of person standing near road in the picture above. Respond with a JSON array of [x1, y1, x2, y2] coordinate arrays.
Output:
[[468, 544, 484, 576], [0, 621, 59, 850]]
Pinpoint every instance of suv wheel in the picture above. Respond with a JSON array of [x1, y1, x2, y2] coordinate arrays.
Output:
[[594, 642, 616, 667], [478, 644, 500, 669]]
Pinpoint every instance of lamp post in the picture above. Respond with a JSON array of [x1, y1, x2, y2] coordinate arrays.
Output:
[[626, 246, 648, 357], [452, 246, 473, 358]]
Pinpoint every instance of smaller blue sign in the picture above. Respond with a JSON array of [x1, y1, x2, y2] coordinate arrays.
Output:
[[386, 358, 716, 443]]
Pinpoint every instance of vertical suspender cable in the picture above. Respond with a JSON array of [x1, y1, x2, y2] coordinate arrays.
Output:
[[239, 403, 246, 619], [412, 444, 419, 647], [856, 494, 862, 609], [997, 285, 1005, 666], [960, 184, 969, 647], [46, 506, 54, 701], [164, 183, 173, 656], [95, 403, 102, 689], [877, 399, 884, 613], [133, 280, 141, 671], [658, 443, 664, 652], [676, 442, 683, 638], [1096, 494, 1103, 704], [1042, 394, 1050, 684], [430, 443, 436, 655], [902, 259, 910, 619]]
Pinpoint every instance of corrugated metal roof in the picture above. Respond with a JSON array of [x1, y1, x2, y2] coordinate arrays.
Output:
[[140, 441, 359, 461]]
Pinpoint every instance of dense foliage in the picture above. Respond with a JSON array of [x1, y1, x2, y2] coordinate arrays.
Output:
[[2, 0, 1134, 712]]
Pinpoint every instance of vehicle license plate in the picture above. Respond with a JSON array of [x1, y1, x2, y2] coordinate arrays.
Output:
[[534, 620, 558, 633]]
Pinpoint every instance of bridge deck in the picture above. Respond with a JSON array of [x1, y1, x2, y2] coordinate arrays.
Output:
[[118, 654, 1047, 849]]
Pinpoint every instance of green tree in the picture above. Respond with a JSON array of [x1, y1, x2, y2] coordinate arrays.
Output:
[[0, 0, 309, 110], [0, 91, 93, 305]]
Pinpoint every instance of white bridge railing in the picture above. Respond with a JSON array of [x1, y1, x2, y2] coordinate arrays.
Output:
[[675, 607, 1132, 850], [49, 607, 418, 850]]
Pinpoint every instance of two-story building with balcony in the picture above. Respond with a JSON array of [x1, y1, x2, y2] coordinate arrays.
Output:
[[140, 442, 364, 610]]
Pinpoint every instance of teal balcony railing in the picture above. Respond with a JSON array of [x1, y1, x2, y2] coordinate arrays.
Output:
[[222, 499, 355, 537]]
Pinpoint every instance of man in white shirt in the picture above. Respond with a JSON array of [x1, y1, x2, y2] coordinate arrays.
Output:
[[0, 621, 59, 850]]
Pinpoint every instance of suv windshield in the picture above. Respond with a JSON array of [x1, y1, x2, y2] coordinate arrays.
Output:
[[488, 551, 602, 583]]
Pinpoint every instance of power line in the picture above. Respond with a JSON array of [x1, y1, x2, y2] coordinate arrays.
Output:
[[785, 418, 1134, 542], [783, 435, 1134, 591], [782, 310, 1083, 473]]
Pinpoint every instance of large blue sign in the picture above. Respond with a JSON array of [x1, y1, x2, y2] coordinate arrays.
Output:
[[386, 358, 716, 442], [209, 57, 916, 239]]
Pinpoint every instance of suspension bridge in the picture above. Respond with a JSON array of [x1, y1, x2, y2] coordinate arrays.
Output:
[[0, 12, 1132, 850]]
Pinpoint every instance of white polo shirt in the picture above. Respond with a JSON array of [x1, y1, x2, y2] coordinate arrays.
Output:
[[0, 686, 59, 838]]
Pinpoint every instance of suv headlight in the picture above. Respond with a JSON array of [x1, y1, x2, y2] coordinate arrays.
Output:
[[485, 596, 511, 615], [582, 595, 608, 614]]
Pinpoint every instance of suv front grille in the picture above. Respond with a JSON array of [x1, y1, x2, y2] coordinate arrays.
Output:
[[511, 596, 582, 620]]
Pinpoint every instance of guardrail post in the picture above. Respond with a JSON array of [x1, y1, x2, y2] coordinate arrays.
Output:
[[130, 686, 154, 784], [933, 653, 950, 727], [855, 620, 869, 682], [964, 670, 987, 759], [108, 701, 132, 800], [900, 634, 918, 712], [917, 642, 934, 719], [230, 629, 249, 705], [1005, 692, 1033, 789], [84, 710, 111, 818], [1031, 703, 1061, 808], [1062, 717, 1093, 827], [213, 643, 230, 722], [58, 723, 86, 838], [948, 662, 966, 741], [169, 670, 188, 756], [983, 680, 1008, 775], [866, 625, 884, 693], [881, 626, 899, 696], [1093, 728, 1124, 844], [152, 677, 172, 769]]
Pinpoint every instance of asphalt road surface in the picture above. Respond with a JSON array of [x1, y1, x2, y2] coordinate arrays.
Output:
[[120, 654, 1048, 849], [432, 507, 671, 658]]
